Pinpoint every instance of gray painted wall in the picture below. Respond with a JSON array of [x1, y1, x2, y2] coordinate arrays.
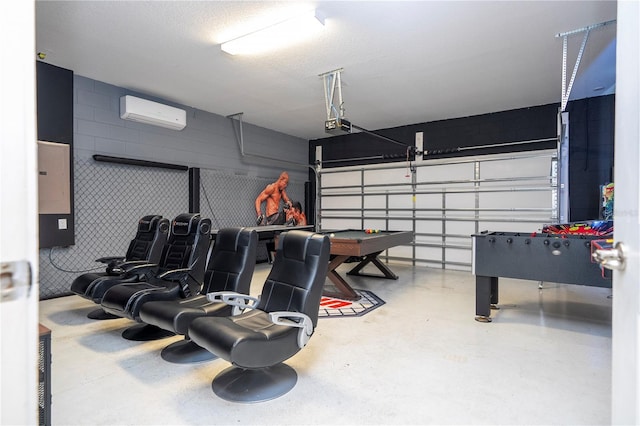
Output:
[[73, 76, 309, 180], [39, 75, 310, 299]]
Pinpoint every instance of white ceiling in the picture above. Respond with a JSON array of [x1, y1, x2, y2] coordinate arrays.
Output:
[[35, 1, 617, 141]]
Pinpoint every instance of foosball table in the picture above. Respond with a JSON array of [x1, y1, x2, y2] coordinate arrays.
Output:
[[472, 221, 613, 322]]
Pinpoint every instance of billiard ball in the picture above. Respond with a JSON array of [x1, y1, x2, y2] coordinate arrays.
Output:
[[330, 233, 335, 237]]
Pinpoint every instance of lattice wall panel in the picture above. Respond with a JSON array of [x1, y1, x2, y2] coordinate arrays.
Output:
[[39, 162, 307, 299], [39, 157, 188, 299]]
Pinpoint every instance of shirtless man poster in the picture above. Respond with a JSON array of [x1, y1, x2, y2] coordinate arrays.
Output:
[[255, 171, 292, 226]]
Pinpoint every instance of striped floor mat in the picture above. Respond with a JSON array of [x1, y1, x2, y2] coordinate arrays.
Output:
[[319, 290, 385, 318]]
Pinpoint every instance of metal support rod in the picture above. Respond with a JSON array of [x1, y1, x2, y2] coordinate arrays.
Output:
[[321, 214, 547, 224], [431, 137, 557, 154], [555, 19, 616, 38], [320, 68, 344, 121], [361, 169, 365, 231], [556, 19, 616, 112], [227, 112, 245, 155], [474, 161, 480, 235], [227, 112, 310, 170], [441, 191, 446, 269], [322, 186, 555, 196], [322, 207, 555, 213], [322, 175, 554, 190], [350, 123, 413, 150], [562, 35, 568, 110], [557, 111, 570, 222], [561, 30, 590, 111], [322, 155, 387, 164], [411, 167, 417, 266], [92, 155, 188, 171], [315, 145, 323, 231]]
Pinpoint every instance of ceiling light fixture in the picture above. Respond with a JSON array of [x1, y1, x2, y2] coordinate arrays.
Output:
[[220, 9, 324, 56]]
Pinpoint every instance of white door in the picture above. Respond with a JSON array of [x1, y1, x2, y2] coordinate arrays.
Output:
[[0, 1, 39, 425], [611, 1, 640, 423]]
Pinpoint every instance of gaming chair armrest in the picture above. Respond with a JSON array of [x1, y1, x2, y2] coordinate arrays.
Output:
[[95, 256, 127, 274], [155, 267, 200, 298], [119, 260, 154, 270], [157, 268, 191, 282], [269, 311, 314, 349], [96, 256, 125, 264], [120, 261, 159, 277], [206, 291, 260, 315]]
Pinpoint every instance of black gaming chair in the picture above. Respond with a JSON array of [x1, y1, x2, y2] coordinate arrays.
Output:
[[139, 227, 258, 363], [100, 213, 211, 340], [70, 215, 169, 319], [188, 230, 330, 402]]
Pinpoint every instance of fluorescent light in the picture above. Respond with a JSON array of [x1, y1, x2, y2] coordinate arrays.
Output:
[[221, 10, 324, 56]]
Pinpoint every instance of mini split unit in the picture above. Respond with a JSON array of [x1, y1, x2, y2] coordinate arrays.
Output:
[[119, 95, 187, 130]]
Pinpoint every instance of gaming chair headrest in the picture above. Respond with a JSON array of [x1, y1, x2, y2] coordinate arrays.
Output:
[[216, 228, 242, 251], [138, 215, 163, 232], [279, 230, 314, 262], [171, 213, 201, 236], [215, 227, 256, 251]]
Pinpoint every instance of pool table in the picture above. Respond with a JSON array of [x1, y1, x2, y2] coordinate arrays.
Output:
[[211, 224, 313, 241], [319, 229, 414, 301]]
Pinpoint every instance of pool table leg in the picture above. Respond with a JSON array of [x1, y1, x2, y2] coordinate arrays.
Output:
[[346, 251, 398, 279], [325, 255, 360, 301], [475, 275, 498, 323]]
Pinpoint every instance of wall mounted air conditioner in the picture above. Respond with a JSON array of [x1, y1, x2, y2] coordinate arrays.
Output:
[[119, 95, 186, 130]]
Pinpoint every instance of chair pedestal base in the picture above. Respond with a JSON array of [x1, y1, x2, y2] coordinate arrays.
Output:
[[161, 339, 217, 364], [212, 363, 297, 403], [122, 323, 175, 341], [87, 308, 120, 320]]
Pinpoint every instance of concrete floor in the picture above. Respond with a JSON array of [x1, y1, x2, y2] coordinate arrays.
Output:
[[39, 262, 612, 425]]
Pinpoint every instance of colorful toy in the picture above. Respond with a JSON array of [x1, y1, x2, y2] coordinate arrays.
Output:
[[601, 182, 614, 220], [591, 238, 615, 277], [541, 220, 613, 236]]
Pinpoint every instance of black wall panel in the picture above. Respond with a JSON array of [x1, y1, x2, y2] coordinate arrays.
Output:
[[418, 103, 558, 159], [37, 62, 73, 144], [566, 95, 615, 221], [37, 61, 75, 248]]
